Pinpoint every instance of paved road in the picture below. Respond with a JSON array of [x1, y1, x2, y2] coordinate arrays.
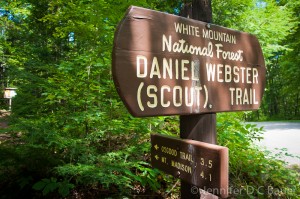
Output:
[[250, 122, 300, 165]]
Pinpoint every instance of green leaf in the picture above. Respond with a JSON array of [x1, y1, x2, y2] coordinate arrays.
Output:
[[32, 180, 47, 191], [42, 182, 59, 195]]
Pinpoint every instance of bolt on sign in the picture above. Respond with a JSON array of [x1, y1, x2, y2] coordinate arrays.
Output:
[[151, 134, 228, 198], [112, 6, 266, 117]]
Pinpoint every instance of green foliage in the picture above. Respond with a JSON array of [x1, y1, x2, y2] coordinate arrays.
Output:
[[33, 178, 74, 197], [212, 0, 253, 29], [0, 141, 62, 198], [218, 112, 300, 198], [1, 0, 299, 198], [264, 0, 300, 120], [213, 0, 297, 59], [213, 0, 300, 121], [1, 0, 178, 198]]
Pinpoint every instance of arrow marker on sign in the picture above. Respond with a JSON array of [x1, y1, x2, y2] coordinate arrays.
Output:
[[154, 144, 159, 150]]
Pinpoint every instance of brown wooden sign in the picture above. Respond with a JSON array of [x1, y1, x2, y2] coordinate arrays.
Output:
[[112, 6, 266, 117], [151, 134, 228, 198]]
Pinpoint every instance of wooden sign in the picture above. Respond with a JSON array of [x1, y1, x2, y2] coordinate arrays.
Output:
[[3, 88, 17, 99], [151, 134, 228, 198], [112, 6, 266, 117]]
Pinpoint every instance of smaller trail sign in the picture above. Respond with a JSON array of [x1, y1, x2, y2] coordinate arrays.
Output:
[[151, 134, 228, 198], [112, 6, 266, 117]]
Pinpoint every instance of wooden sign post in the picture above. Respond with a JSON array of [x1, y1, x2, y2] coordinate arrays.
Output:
[[180, 1, 217, 198], [112, 1, 266, 198]]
